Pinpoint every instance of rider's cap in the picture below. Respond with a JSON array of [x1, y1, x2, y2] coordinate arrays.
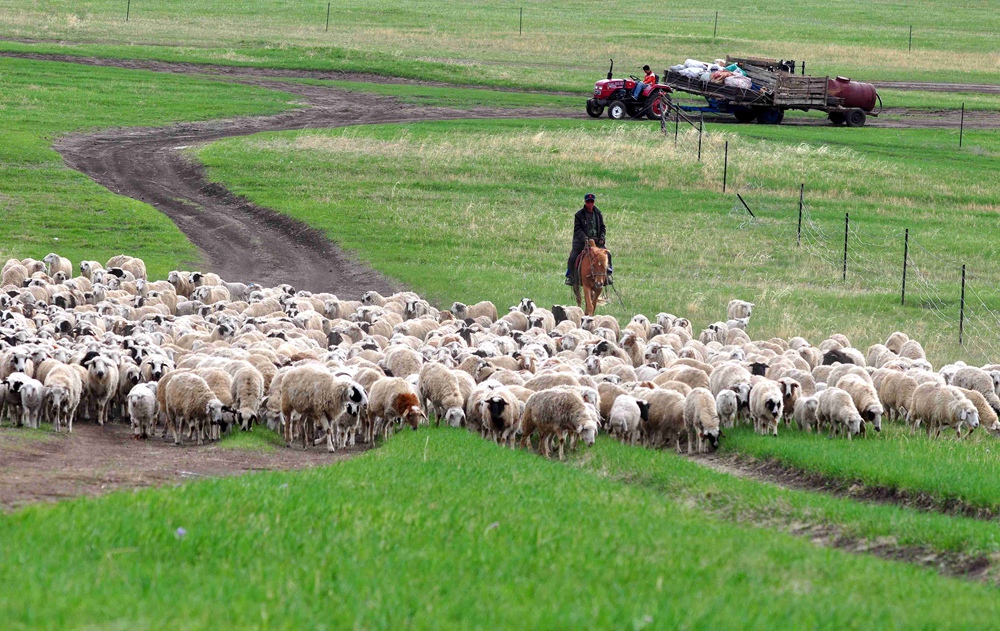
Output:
[[584, 193, 596, 201]]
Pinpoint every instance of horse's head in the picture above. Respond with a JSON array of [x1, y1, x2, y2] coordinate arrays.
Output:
[[585, 240, 609, 289]]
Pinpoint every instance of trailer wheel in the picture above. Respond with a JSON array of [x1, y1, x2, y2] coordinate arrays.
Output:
[[607, 100, 627, 120], [846, 108, 867, 127], [586, 100, 605, 118], [756, 108, 784, 125], [733, 109, 757, 124], [828, 111, 847, 126]]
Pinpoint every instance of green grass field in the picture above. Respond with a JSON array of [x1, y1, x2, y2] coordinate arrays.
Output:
[[2, 0, 1000, 623], [0, 0, 998, 91], [4, 430, 1000, 629], [197, 118, 1000, 364]]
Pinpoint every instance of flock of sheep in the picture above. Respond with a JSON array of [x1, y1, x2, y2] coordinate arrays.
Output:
[[2, 253, 999, 462]]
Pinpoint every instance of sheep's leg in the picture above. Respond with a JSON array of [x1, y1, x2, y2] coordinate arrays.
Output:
[[317, 413, 336, 453]]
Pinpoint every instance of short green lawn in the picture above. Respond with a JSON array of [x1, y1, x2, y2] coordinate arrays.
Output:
[[722, 424, 1000, 513], [2, 429, 998, 629], [197, 118, 1000, 364], [0, 56, 297, 279]]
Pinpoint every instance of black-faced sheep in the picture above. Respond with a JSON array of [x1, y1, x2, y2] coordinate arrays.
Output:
[[749, 380, 783, 436]]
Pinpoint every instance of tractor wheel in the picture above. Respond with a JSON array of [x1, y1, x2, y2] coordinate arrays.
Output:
[[733, 109, 757, 124], [607, 100, 628, 120], [586, 100, 604, 118], [756, 108, 784, 125], [828, 111, 847, 126], [846, 108, 867, 127], [646, 92, 669, 119]]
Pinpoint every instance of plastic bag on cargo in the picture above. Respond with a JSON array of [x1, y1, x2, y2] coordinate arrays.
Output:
[[679, 67, 703, 78], [708, 63, 723, 72], [724, 75, 752, 89], [670, 64, 685, 72], [684, 59, 709, 69], [699, 72, 712, 82]]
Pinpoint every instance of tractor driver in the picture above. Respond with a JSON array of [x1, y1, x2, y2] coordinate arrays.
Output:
[[565, 193, 613, 286], [631, 65, 656, 99]]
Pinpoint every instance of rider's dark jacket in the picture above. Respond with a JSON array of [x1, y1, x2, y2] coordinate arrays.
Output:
[[573, 206, 606, 249]]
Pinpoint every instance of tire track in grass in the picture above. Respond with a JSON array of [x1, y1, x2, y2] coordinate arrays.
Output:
[[575, 445, 999, 583], [695, 452, 999, 522]]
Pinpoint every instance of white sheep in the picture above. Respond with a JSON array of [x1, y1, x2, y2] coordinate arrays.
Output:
[[608, 394, 647, 444], [792, 396, 819, 432], [43, 253, 73, 278], [451, 301, 498, 322], [164, 372, 225, 445], [83, 353, 119, 426], [230, 365, 265, 431], [835, 374, 883, 433], [950, 366, 1000, 415], [684, 387, 720, 453], [816, 387, 862, 439], [44, 364, 83, 433], [726, 299, 754, 321], [714, 389, 739, 428], [127, 382, 158, 439], [749, 380, 783, 436], [520, 388, 594, 459], [909, 383, 979, 438], [418, 362, 466, 428]]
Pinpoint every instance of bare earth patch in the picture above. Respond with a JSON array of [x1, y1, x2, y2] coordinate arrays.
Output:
[[0, 423, 364, 512]]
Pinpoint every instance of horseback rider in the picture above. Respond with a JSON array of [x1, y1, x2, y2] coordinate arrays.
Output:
[[565, 192, 613, 286]]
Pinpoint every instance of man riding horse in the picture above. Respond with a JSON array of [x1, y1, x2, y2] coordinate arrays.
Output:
[[566, 192, 613, 286]]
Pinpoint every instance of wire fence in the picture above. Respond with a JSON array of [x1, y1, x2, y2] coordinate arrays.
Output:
[[726, 184, 1000, 363]]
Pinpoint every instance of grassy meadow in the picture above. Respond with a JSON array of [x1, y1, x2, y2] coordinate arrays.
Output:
[[0, 0, 998, 92], [0, 56, 297, 279], [197, 118, 1000, 365], [4, 429, 1000, 629]]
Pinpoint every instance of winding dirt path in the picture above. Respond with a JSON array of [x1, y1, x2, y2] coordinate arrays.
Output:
[[52, 75, 563, 296]]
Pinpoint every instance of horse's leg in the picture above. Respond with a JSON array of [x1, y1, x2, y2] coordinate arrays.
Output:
[[584, 286, 594, 316]]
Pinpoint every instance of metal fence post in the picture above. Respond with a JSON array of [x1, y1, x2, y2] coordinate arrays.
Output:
[[713, 12, 718, 38], [326, 2, 330, 31], [959, 102, 965, 147], [697, 114, 703, 162], [842, 213, 849, 281], [908, 26, 913, 52], [126, 0, 130, 21], [796, 183, 803, 246], [901, 228, 909, 305], [519, 7, 523, 35], [959, 264, 966, 345]]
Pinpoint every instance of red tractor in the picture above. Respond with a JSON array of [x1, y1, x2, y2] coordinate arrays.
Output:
[[587, 59, 672, 120]]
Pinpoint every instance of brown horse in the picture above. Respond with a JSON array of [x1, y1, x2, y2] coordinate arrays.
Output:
[[572, 239, 609, 316]]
